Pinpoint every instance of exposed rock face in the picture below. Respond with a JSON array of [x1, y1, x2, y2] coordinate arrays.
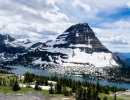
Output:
[[0, 34, 15, 43], [54, 23, 109, 53]]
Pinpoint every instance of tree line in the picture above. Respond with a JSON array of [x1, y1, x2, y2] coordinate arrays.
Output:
[[23, 72, 126, 100], [0, 71, 126, 100]]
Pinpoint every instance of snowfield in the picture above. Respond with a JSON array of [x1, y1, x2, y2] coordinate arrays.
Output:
[[31, 47, 119, 76], [19, 81, 56, 90], [33, 47, 119, 68]]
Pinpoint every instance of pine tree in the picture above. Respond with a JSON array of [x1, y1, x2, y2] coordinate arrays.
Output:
[[2, 78, 6, 86], [91, 89, 98, 99], [114, 94, 117, 100], [34, 81, 41, 90], [104, 87, 109, 94], [49, 82, 54, 94], [0, 78, 2, 86], [76, 88, 83, 100], [72, 83, 76, 93], [45, 78, 48, 86], [12, 80, 20, 91], [55, 83, 62, 94], [103, 96, 108, 100], [24, 72, 33, 83], [82, 89, 87, 100], [87, 88, 91, 99], [96, 82, 100, 92], [63, 86, 70, 96], [79, 88, 83, 98], [112, 86, 117, 93], [9, 79, 13, 86]]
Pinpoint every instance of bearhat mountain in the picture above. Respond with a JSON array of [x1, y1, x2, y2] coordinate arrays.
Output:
[[54, 23, 109, 53], [5, 23, 123, 75]]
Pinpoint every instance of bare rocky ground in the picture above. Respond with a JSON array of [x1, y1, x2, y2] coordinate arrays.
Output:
[[110, 90, 130, 100], [0, 92, 75, 100]]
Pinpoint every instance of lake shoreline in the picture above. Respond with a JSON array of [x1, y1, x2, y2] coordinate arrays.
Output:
[[4, 65, 130, 89]]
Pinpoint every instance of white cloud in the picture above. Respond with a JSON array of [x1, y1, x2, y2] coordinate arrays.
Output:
[[72, 0, 91, 12], [0, 0, 72, 42], [0, 0, 130, 52], [126, 1, 130, 8], [92, 20, 130, 52]]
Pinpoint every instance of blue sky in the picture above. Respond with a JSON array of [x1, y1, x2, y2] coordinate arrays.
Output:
[[0, 0, 130, 52]]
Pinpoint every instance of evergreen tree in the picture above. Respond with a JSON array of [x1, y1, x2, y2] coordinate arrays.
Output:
[[24, 72, 29, 82], [24, 72, 33, 83], [87, 88, 91, 99], [12, 77, 15, 84], [91, 89, 98, 99], [82, 89, 87, 100], [40, 77, 44, 85], [9, 79, 13, 86], [103, 96, 108, 100], [104, 87, 109, 94], [2, 78, 6, 86], [112, 86, 117, 93], [49, 82, 54, 94], [12, 80, 20, 91], [72, 83, 76, 93], [69, 90, 73, 96], [55, 83, 62, 94], [76, 88, 83, 100], [34, 80, 41, 90], [0, 78, 2, 86], [114, 86, 117, 93], [96, 82, 100, 92], [114, 94, 116, 100], [45, 78, 48, 86], [63, 86, 70, 96], [95, 88, 99, 96]]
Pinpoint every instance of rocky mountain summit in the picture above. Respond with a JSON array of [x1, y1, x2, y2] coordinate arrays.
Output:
[[54, 23, 109, 53]]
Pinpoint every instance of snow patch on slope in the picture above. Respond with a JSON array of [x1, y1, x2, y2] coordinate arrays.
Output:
[[4, 38, 40, 48], [70, 44, 92, 48], [59, 48, 118, 67]]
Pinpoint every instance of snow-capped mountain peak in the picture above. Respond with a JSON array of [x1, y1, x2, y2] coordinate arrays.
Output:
[[54, 23, 109, 53], [5, 23, 122, 75]]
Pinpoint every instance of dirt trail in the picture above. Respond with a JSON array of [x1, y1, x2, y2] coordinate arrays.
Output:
[[0, 92, 75, 100]]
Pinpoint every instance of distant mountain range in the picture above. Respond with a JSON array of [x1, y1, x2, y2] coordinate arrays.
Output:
[[0, 34, 44, 60], [115, 52, 130, 67], [120, 53, 130, 58]]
